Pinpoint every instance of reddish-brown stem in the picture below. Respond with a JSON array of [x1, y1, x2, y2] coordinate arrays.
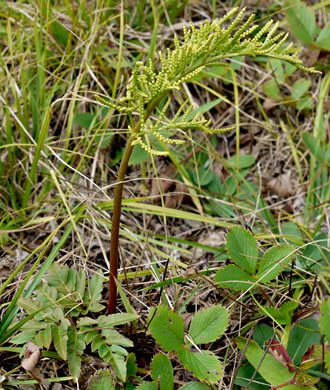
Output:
[[108, 135, 135, 314], [108, 97, 163, 314]]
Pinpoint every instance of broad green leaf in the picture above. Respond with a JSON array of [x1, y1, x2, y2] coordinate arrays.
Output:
[[10, 329, 37, 344], [129, 144, 149, 165], [226, 154, 256, 170], [84, 270, 104, 313], [215, 265, 256, 290], [291, 79, 311, 100], [285, 0, 316, 44], [67, 326, 85, 378], [257, 245, 295, 283], [102, 329, 133, 347], [52, 322, 68, 360], [287, 319, 321, 365], [320, 299, 330, 342], [191, 168, 214, 187], [90, 369, 115, 390], [267, 59, 285, 83], [179, 383, 211, 390], [74, 113, 96, 128], [188, 305, 228, 344], [187, 98, 223, 120], [127, 353, 138, 377], [235, 365, 268, 390], [149, 306, 184, 353], [178, 347, 223, 383], [18, 298, 43, 315], [226, 227, 259, 274], [110, 352, 127, 382], [50, 21, 70, 47], [98, 313, 140, 328], [316, 22, 330, 51], [253, 324, 274, 347], [36, 324, 52, 349], [77, 317, 98, 327], [151, 353, 174, 390], [236, 337, 305, 390], [262, 79, 281, 100]]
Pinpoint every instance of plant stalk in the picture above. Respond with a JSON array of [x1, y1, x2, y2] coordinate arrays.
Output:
[[108, 134, 135, 314], [108, 97, 163, 313]]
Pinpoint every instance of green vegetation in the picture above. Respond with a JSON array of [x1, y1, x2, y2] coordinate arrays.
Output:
[[0, 0, 329, 389]]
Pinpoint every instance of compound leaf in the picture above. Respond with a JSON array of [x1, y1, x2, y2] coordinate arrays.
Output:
[[188, 305, 228, 344], [226, 227, 258, 274], [149, 306, 184, 353]]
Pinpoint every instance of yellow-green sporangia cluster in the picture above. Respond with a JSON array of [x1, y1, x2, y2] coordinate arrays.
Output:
[[96, 7, 319, 156]]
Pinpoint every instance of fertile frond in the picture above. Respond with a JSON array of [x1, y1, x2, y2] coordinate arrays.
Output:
[[95, 7, 320, 157]]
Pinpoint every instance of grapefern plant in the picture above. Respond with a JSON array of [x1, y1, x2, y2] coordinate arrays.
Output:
[[10, 263, 139, 381], [96, 7, 320, 313]]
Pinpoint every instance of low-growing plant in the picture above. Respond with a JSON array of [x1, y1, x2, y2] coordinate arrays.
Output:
[[147, 304, 228, 385], [215, 226, 296, 292], [96, 7, 320, 314], [9, 263, 139, 382]]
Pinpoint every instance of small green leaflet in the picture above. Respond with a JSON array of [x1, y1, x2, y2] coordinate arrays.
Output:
[[188, 305, 228, 345], [151, 353, 174, 390]]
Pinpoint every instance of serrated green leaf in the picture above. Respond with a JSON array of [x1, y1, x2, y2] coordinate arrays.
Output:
[[75, 269, 86, 299], [11, 329, 37, 344], [98, 313, 140, 328], [151, 353, 173, 390], [257, 245, 295, 283], [149, 306, 184, 353], [66, 267, 77, 292], [110, 352, 127, 382], [17, 298, 43, 315], [102, 329, 133, 347], [36, 283, 58, 305], [188, 305, 228, 344], [320, 298, 330, 342], [84, 330, 99, 344], [84, 270, 104, 313], [36, 324, 52, 349], [226, 227, 259, 274], [90, 369, 115, 390], [178, 347, 223, 383], [77, 317, 98, 327], [92, 335, 104, 352], [215, 265, 256, 290], [68, 326, 85, 378], [285, 0, 316, 44], [52, 322, 68, 360], [129, 144, 149, 165], [179, 383, 211, 390]]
